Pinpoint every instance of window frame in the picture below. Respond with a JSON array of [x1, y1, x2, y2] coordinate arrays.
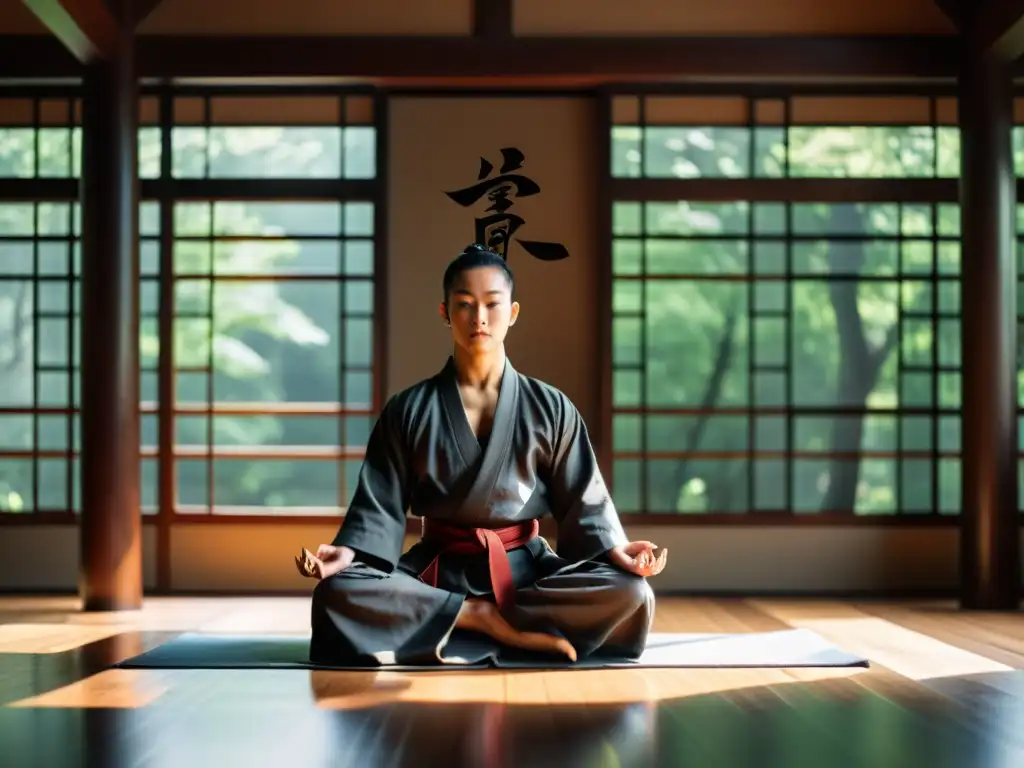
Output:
[[0, 84, 389, 536], [597, 85, 987, 526]]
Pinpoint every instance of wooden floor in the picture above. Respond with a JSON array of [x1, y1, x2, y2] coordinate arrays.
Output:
[[2, 596, 1024, 768]]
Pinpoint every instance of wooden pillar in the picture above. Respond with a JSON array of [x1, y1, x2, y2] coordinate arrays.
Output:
[[79, 27, 142, 611], [958, 46, 1020, 610]]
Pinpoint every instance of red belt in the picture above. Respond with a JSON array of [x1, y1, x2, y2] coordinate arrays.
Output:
[[418, 519, 539, 614]]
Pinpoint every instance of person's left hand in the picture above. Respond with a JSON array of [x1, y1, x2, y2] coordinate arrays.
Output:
[[609, 541, 668, 577]]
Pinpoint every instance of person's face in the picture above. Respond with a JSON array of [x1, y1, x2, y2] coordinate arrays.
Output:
[[440, 266, 520, 353]]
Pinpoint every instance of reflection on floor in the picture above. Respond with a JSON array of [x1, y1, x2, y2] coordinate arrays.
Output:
[[1, 595, 1023, 767]]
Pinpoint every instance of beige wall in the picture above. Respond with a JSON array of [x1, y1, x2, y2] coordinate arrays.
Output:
[[0, 522, 969, 595], [387, 96, 599, 424], [0, 0, 955, 36], [0, 526, 158, 592], [0, 93, 986, 597]]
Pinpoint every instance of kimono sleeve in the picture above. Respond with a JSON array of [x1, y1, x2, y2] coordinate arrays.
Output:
[[545, 397, 629, 563], [331, 398, 412, 571]]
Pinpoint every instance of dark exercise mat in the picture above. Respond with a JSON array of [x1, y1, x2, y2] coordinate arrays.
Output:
[[115, 628, 869, 671]]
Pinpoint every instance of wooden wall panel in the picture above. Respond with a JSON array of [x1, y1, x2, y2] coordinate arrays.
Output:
[[514, 0, 957, 36], [140, 0, 473, 36]]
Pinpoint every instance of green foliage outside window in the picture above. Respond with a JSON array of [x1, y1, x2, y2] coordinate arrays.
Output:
[[0, 114, 377, 515]]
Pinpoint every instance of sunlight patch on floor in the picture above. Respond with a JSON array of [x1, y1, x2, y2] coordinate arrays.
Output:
[[0, 623, 131, 653], [309, 665, 866, 707], [5, 670, 170, 709], [0, 596, 312, 633], [751, 600, 1013, 681]]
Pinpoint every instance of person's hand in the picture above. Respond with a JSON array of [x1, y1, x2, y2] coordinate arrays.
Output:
[[608, 541, 668, 578], [295, 544, 355, 580]]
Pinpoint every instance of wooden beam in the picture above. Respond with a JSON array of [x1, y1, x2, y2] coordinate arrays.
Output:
[[473, 0, 512, 40], [957, 46, 1020, 609], [122, 0, 164, 28], [142, 35, 960, 81], [612, 178, 960, 204], [972, 0, 1024, 61], [938, 0, 1024, 62], [21, 0, 120, 62], [79, 32, 142, 611], [0, 37, 78, 77], [0, 34, 964, 81], [934, 0, 967, 29]]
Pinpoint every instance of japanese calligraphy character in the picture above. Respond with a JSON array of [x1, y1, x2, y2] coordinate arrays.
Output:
[[445, 147, 569, 262]]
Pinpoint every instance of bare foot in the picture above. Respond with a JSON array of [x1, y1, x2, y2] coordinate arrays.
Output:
[[456, 598, 577, 662]]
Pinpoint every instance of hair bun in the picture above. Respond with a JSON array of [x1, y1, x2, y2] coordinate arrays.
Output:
[[463, 243, 490, 255]]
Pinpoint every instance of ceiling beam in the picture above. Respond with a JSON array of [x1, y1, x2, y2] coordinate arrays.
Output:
[[934, 0, 966, 30], [971, 0, 1024, 61], [0, 34, 963, 82], [473, 0, 513, 40], [141, 35, 960, 81], [21, 0, 121, 62], [935, 0, 1024, 62], [122, 0, 164, 28]]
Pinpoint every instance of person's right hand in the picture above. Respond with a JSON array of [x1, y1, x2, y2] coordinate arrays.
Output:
[[296, 544, 355, 580]]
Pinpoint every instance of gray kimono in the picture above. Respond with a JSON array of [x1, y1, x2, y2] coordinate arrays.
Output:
[[309, 356, 654, 666]]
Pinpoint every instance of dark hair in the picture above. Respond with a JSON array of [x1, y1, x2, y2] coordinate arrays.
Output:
[[441, 244, 515, 303]]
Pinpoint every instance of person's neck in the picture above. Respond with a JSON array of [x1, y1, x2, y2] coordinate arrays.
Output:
[[452, 345, 506, 391]]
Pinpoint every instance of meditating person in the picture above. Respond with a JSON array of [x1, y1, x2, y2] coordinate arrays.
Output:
[[296, 244, 668, 666]]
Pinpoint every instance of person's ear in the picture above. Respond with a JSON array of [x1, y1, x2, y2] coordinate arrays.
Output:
[[438, 301, 450, 326], [509, 301, 520, 326]]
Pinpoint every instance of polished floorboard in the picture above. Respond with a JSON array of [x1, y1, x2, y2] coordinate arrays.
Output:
[[1, 595, 1024, 767]]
